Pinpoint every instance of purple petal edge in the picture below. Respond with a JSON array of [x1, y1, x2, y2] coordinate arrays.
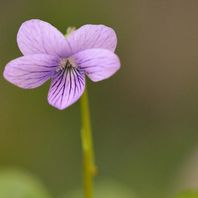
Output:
[[66, 24, 117, 55], [3, 54, 60, 89], [48, 67, 85, 110], [73, 48, 120, 82], [17, 19, 72, 57]]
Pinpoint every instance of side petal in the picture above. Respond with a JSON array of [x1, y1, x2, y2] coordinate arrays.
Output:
[[3, 54, 60, 89], [17, 19, 72, 57], [73, 49, 120, 82], [48, 68, 85, 110], [66, 24, 117, 54]]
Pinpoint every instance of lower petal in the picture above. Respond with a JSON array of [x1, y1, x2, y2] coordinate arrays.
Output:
[[3, 54, 60, 89], [48, 68, 85, 110], [73, 48, 120, 82]]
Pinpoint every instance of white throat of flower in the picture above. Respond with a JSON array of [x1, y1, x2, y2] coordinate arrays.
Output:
[[57, 57, 78, 72]]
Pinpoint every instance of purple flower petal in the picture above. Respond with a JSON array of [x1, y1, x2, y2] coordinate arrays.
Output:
[[48, 67, 85, 110], [17, 19, 72, 57], [73, 49, 120, 82], [3, 54, 60, 89], [66, 24, 117, 54]]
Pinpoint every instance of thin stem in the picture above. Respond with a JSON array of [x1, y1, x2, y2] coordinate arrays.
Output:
[[80, 87, 96, 198], [64, 28, 96, 198]]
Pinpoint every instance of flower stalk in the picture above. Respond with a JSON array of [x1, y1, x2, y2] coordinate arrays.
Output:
[[80, 87, 96, 198]]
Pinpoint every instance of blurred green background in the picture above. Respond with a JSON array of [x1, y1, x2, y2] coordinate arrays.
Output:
[[0, 0, 198, 198]]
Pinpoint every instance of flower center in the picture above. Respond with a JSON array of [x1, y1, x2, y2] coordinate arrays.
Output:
[[58, 57, 77, 72]]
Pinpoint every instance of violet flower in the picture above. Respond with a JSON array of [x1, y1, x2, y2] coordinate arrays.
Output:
[[3, 19, 120, 110]]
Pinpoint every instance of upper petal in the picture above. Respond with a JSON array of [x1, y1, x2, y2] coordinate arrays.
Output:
[[73, 48, 120, 82], [3, 54, 60, 89], [48, 67, 85, 110], [66, 24, 117, 54], [17, 19, 72, 57]]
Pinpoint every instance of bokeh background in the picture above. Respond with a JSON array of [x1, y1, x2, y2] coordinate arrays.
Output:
[[0, 0, 198, 198]]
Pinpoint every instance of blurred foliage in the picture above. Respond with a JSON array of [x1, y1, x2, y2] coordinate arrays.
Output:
[[0, 169, 51, 198], [175, 190, 198, 198], [64, 179, 137, 198]]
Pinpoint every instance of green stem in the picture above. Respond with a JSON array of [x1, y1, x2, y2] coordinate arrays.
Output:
[[80, 87, 96, 198]]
